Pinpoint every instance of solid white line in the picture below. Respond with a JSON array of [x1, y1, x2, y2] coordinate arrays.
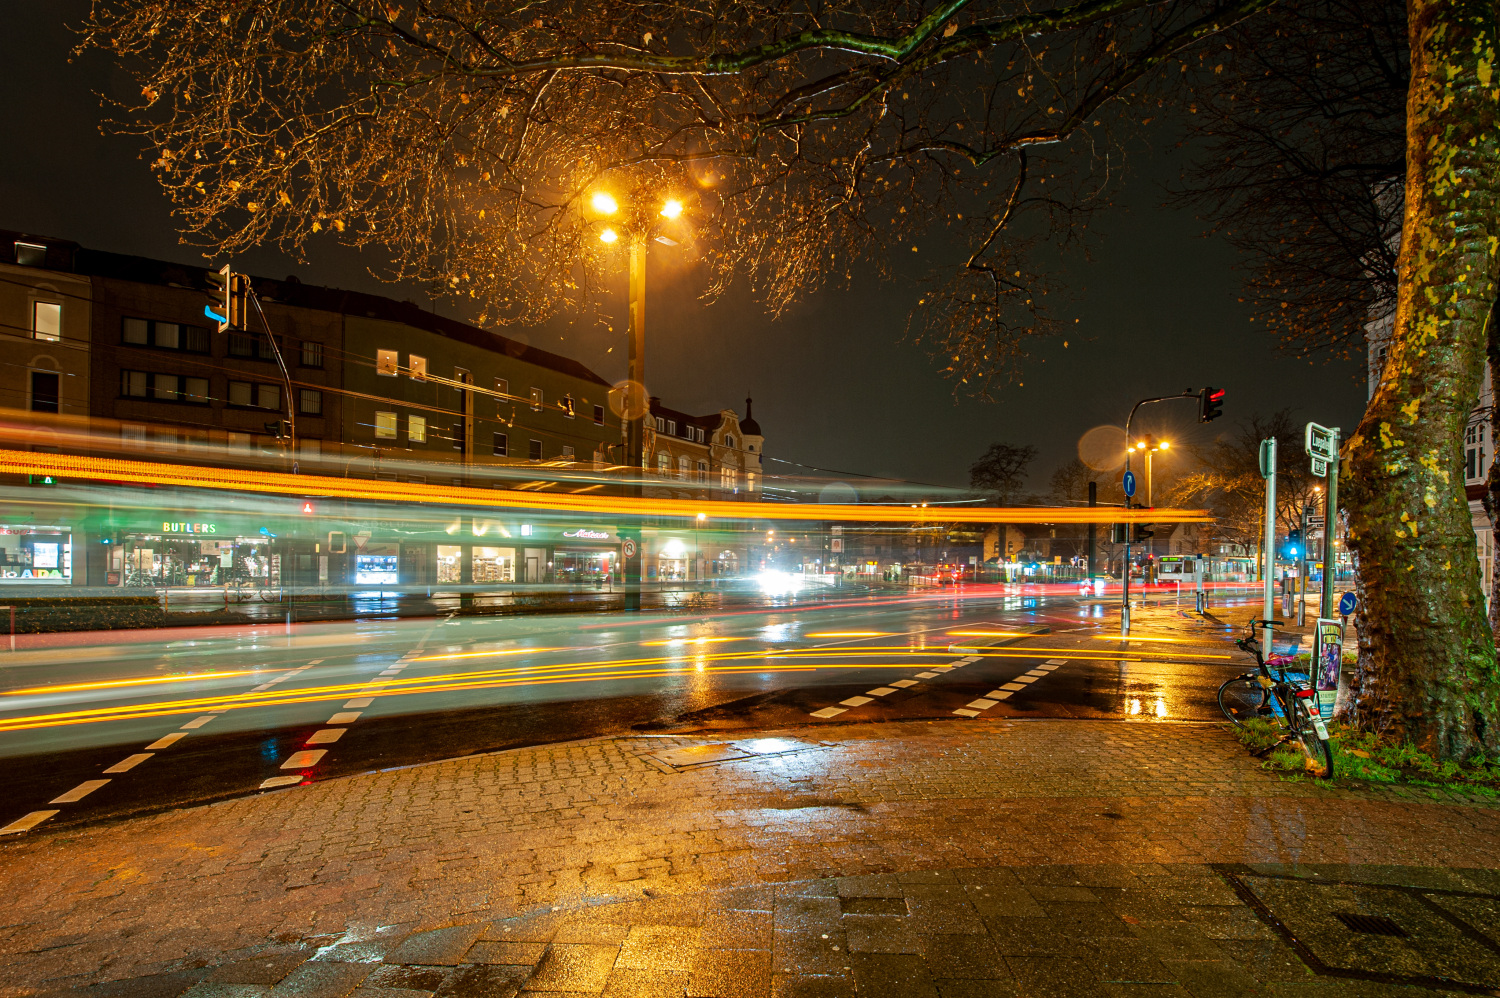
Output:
[[50, 780, 109, 804], [181, 716, 216, 729], [306, 729, 345, 745], [327, 712, 362, 724], [0, 811, 58, 834], [103, 754, 154, 774], [259, 775, 301, 789], [145, 733, 186, 751], [280, 749, 327, 769]]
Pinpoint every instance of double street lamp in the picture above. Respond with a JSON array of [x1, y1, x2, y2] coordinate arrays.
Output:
[[589, 187, 687, 610]]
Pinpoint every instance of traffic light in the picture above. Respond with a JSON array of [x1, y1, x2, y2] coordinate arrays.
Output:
[[1286, 528, 1303, 558], [1111, 523, 1127, 544], [1198, 386, 1225, 423], [1133, 523, 1155, 544], [264, 420, 293, 439], [204, 264, 246, 333]]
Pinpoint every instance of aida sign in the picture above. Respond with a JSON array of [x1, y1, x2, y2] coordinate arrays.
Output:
[[162, 522, 218, 534]]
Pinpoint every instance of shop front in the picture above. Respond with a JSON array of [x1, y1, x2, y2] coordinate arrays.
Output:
[[0, 525, 73, 585], [114, 520, 278, 587], [554, 526, 614, 584]]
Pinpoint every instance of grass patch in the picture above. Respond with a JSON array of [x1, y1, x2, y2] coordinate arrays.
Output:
[[1229, 717, 1500, 790]]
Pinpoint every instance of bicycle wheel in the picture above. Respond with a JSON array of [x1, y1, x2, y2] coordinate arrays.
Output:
[[1284, 694, 1334, 778], [1218, 676, 1268, 725]]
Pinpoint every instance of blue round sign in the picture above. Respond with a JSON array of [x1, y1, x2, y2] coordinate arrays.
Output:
[[1339, 591, 1357, 616], [1122, 470, 1137, 498]]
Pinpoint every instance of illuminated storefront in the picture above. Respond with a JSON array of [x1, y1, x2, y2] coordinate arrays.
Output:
[[0, 526, 72, 584]]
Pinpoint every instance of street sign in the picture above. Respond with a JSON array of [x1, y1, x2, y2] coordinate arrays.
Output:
[[1122, 470, 1137, 498], [1339, 591, 1357, 616], [1259, 438, 1276, 479], [1307, 516, 1325, 527], [1305, 422, 1339, 478], [622, 537, 638, 558]]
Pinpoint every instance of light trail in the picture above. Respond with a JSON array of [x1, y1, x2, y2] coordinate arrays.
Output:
[[1089, 635, 1210, 644], [804, 632, 891, 638], [3, 670, 256, 697], [947, 631, 1037, 637], [0, 447, 1211, 525]]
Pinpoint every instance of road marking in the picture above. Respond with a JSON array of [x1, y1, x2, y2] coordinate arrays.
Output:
[[966, 699, 998, 710], [327, 711, 361, 724], [1000, 683, 1026, 692], [839, 696, 873, 708], [251, 684, 274, 692], [915, 672, 939, 679], [103, 753, 154, 774], [1045, 659, 1067, 665], [1013, 675, 1039, 684], [306, 728, 345, 745], [987, 691, 1014, 700], [955, 660, 1069, 717], [809, 707, 846, 719], [50, 780, 109, 804], [258, 775, 301, 789], [280, 749, 326, 769], [866, 688, 897, 696], [145, 732, 186, 750], [952, 708, 981, 717], [0, 811, 58, 835], [343, 698, 373, 708], [890, 680, 918, 689], [181, 716, 216, 729]]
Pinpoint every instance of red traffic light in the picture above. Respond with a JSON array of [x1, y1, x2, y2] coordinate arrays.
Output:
[[301, 502, 315, 514], [1199, 387, 1225, 423]]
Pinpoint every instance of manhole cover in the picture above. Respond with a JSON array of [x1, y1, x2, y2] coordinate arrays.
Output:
[[642, 738, 812, 772], [1232, 873, 1500, 990]]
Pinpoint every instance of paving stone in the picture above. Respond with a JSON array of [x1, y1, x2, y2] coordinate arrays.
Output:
[[362, 967, 452, 992], [772, 899, 841, 934], [206, 955, 310, 986], [44, 971, 210, 998], [385, 927, 487, 968], [462, 941, 547, 966], [180, 986, 271, 998], [982, 917, 1067, 957], [687, 949, 772, 998], [934, 980, 1018, 998], [433, 963, 529, 998], [482, 915, 566, 945], [919, 934, 1008, 980], [848, 953, 938, 998], [351, 989, 435, 998], [700, 910, 772, 950], [615, 926, 702, 972], [267, 960, 374, 998], [525, 943, 620, 992], [964, 886, 1046, 920], [1078, 939, 1176, 984], [837, 897, 906, 917], [1003, 956, 1101, 998], [842, 916, 918, 955], [772, 930, 848, 976], [769, 974, 856, 998]]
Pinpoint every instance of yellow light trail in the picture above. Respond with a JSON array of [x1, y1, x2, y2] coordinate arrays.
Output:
[[804, 632, 891, 638], [960, 647, 1234, 662], [639, 637, 747, 647], [947, 631, 1036, 637], [406, 647, 560, 662], [1089, 635, 1206, 644], [5, 671, 256, 696], [0, 448, 1211, 525]]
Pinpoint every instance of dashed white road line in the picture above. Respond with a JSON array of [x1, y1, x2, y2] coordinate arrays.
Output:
[[103, 753, 154, 773], [953, 659, 1068, 717], [50, 780, 109, 804], [809, 656, 979, 719], [0, 811, 58, 834]]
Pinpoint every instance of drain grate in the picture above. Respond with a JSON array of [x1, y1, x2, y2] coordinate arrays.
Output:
[[1334, 912, 1409, 937]]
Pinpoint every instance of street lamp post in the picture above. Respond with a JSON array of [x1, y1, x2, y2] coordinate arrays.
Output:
[[591, 190, 685, 611], [1120, 390, 1197, 634]]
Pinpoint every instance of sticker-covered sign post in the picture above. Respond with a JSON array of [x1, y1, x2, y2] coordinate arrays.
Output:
[[1313, 617, 1343, 720]]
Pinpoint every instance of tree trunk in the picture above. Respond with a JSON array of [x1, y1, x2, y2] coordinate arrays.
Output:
[[1342, 0, 1500, 760], [1483, 297, 1500, 639]]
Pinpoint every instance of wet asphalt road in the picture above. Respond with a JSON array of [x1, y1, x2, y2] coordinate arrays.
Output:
[[0, 586, 1260, 835]]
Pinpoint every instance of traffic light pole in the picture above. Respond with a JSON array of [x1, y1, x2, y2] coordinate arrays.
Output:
[[1321, 430, 1341, 616], [248, 292, 298, 474], [1121, 390, 1201, 635]]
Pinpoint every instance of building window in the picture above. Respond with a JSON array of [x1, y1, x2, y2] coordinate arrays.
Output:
[[658, 451, 670, 474], [677, 455, 690, 479], [30, 371, 59, 413], [562, 444, 575, 460], [184, 377, 210, 404], [529, 438, 542, 460], [122, 318, 149, 345], [32, 301, 61, 342], [697, 427, 706, 443], [121, 370, 149, 398], [228, 380, 252, 406], [408, 414, 426, 443], [376, 348, 398, 376], [656, 416, 665, 431], [228, 332, 255, 358], [493, 431, 508, 456], [495, 378, 509, 397], [698, 460, 708, 483], [299, 389, 323, 415], [14, 242, 46, 267], [530, 387, 543, 411], [374, 411, 398, 438], [257, 384, 281, 411], [452, 419, 465, 451], [121, 318, 209, 353], [562, 395, 576, 418], [665, 419, 676, 435], [300, 341, 323, 368], [151, 373, 180, 401], [593, 404, 605, 425], [409, 354, 428, 380], [746, 472, 757, 492]]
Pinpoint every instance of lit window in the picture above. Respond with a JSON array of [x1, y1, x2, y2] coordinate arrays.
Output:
[[563, 395, 576, 418], [122, 370, 149, 398], [184, 377, 210, 404], [658, 451, 670, 474], [678, 455, 690, 479], [493, 431, 508, 456], [528, 438, 542, 460], [153, 322, 180, 350], [32, 301, 61, 342], [122, 318, 149, 345], [301, 341, 323, 367], [409, 354, 427, 379], [257, 384, 281, 411], [376, 349, 398, 376], [151, 373, 179, 401], [698, 460, 708, 483], [747, 472, 757, 492], [374, 411, 398, 438], [404, 414, 425, 442], [562, 445, 575, 459], [299, 389, 323, 415], [530, 387, 543, 411], [228, 380, 253, 406]]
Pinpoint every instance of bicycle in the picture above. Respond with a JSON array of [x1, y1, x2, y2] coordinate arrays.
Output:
[[1218, 618, 1334, 778]]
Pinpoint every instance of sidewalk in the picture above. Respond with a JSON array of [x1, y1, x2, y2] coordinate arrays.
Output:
[[1, 718, 1497, 997]]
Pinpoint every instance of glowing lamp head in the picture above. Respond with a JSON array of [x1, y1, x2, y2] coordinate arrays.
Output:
[[599, 227, 619, 244], [590, 191, 618, 215], [1159, 440, 1170, 450], [660, 198, 683, 219]]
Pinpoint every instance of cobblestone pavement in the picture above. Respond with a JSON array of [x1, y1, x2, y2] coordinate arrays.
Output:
[[1, 719, 1497, 997]]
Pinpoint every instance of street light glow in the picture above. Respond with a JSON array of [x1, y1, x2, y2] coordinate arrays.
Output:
[[591, 191, 618, 215], [1159, 440, 1170, 450], [599, 227, 619, 244], [661, 199, 683, 219]]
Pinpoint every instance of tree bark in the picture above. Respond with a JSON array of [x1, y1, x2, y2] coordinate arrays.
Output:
[[1483, 296, 1500, 639], [1343, 0, 1500, 759]]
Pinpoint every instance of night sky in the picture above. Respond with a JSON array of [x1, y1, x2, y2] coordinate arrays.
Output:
[[2, 3, 1369, 493]]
